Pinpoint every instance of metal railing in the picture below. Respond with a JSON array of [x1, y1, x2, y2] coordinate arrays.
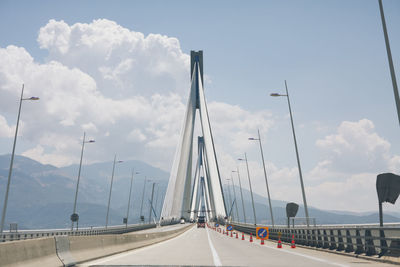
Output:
[[0, 223, 157, 243], [232, 222, 400, 257]]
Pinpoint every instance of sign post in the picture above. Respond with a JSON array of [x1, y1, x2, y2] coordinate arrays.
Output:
[[256, 227, 269, 240]]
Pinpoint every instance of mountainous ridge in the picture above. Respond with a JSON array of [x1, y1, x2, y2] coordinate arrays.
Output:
[[0, 154, 398, 229]]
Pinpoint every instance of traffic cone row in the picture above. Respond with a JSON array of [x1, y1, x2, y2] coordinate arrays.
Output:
[[277, 237, 282, 248]]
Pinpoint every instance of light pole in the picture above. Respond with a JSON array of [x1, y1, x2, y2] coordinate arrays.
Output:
[[71, 132, 95, 231], [148, 182, 156, 223], [125, 169, 139, 228], [271, 80, 310, 226], [105, 155, 123, 228], [0, 84, 39, 233], [232, 169, 246, 223], [139, 176, 150, 223], [378, 0, 400, 126], [154, 185, 160, 219], [230, 172, 240, 223], [249, 129, 275, 226], [238, 153, 257, 225], [225, 179, 233, 221]]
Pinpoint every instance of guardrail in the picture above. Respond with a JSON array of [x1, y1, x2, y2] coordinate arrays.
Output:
[[232, 222, 400, 257], [0, 223, 157, 243]]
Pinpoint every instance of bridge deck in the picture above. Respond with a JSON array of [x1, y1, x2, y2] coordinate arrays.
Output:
[[79, 225, 393, 267]]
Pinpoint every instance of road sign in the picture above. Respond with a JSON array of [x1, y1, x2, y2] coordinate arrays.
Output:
[[256, 227, 269, 240], [215, 223, 219, 227], [226, 225, 233, 231]]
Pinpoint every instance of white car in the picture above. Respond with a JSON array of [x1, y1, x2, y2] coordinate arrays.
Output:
[[180, 219, 185, 224]]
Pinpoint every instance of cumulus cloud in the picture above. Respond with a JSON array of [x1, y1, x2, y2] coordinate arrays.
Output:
[[316, 119, 392, 173], [0, 115, 14, 138], [37, 19, 189, 97], [0, 19, 276, 172]]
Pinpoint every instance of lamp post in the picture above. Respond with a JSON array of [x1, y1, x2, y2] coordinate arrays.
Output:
[[249, 129, 275, 226], [71, 132, 95, 231], [139, 177, 150, 223], [148, 182, 156, 223], [232, 169, 246, 223], [0, 84, 39, 233], [125, 170, 139, 228], [238, 153, 257, 225], [225, 179, 233, 221], [230, 172, 240, 223], [271, 80, 310, 226], [105, 155, 123, 228], [378, 0, 400, 127]]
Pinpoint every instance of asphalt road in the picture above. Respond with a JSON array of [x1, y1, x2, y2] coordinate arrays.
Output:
[[80, 224, 394, 267]]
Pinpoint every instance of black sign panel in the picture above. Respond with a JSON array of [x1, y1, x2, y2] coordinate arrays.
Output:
[[70, 213, 79, 222], [377, 173, 400, 204], [286, 202, 299, 218]]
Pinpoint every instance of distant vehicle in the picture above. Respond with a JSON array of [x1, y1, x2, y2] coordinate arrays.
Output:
[[197, 216, 206, 228], [180, 218, 185, 224]]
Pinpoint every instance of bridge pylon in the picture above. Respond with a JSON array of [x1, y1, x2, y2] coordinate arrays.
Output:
[[160, 51, 227, 222]]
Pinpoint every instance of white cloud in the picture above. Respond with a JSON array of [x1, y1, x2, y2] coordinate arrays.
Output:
[[37, 19, 190, 97], [0, 19, 276, 175], [316, 119, 391, 173], [0, 115, 14, 138]]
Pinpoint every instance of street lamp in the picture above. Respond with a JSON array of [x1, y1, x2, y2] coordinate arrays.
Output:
[[71, 132, 95, 231], [238, 153, 257, 225], [105, 155, 123, 228], [139, 177, 151, 223], [271, 80, 310, 226], [225, 178, 233, 221], [148, 182, 156, 223], [0, 84, 39, 233], [378, 0, 400, 127], [232, 169, 246, 223], [249, 129, 275, 226], [229, 172, 240, 223], [125, 169, 139, 228]]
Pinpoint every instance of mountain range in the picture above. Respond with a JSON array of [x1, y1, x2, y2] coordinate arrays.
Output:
[[0, 154, 398, 230]]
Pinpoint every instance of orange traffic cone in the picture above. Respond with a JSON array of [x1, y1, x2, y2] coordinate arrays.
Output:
[[236, 232, 238, 239], [223, 230, 225, 235], [242, 233, 245, 240], [230, 231, 233, 237], [277, 237, 282, 248], [261, 238, 264, 245], [291, 235, 296, 248], [250, 233, 253, 243]]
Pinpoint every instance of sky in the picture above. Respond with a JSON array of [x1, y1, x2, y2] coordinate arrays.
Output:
[[0, 0, 400, 214]]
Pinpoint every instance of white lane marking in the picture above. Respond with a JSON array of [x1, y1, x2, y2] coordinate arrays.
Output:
[[206, 227, 222, 266], [80, 226, 195, 266], [257, 241, 349, 267]]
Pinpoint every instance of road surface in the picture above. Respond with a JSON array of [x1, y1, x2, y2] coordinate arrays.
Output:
[[80, 224, 393, 266]]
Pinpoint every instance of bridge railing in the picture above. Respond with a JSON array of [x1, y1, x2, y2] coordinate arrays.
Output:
[[232, 222, 400, 257], [0, 223, 157, 243]]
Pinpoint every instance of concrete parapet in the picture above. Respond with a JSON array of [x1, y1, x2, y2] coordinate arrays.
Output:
[[0, 237, 63, 267], [0, 224, 193, 267], [69, 224, 193, 264]]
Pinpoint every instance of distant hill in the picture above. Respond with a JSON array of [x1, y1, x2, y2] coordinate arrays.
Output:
[[0, 154, 169, 229], [0, 154, 398, 229]]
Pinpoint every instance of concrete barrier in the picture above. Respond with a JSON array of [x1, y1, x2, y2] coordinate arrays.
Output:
[[0, 237, 63, 267], [0, 224, 193, 267], [69, 224, 193, 264]]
